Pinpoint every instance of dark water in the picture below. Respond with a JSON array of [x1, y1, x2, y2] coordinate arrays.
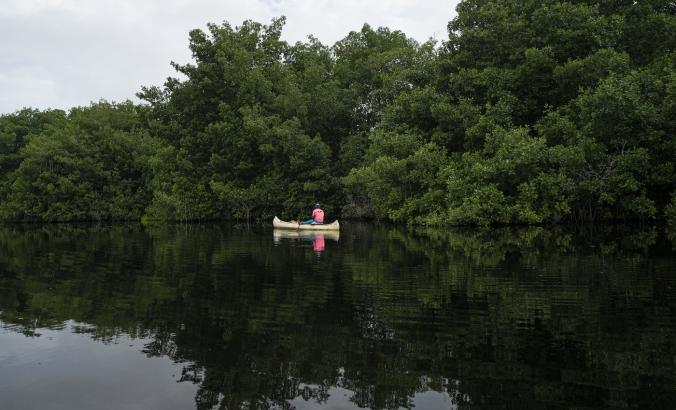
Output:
[[0, 223, 675, 410]]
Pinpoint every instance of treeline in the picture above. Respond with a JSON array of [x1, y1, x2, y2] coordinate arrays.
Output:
[[1, 0, 675, 225]]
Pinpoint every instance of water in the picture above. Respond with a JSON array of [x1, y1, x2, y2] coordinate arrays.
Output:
[[0, 223, 675, 410]]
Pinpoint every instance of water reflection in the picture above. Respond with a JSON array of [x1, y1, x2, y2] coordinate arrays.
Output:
[[0, 223, 675, 409], [273, 229, 340, 253]]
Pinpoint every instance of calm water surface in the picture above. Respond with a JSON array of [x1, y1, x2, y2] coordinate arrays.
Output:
[[0, 223, 675, 409]]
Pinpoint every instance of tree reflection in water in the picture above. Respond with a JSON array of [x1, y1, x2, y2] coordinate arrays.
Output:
[[0, 223, 675, 409], [273, 229, 339, 254]]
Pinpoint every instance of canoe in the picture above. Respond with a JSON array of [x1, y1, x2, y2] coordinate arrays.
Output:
[[273, 216, 340, 231]]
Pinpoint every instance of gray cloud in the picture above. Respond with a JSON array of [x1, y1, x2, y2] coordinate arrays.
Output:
[[0, 0, 458, 114]]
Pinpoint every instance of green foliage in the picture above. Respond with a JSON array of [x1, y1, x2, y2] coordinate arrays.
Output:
[[343, 131, 447, 224], [1, 2, 674, 224], [0, 102, 156, 221], [666, 195, 676, 231], [0, 109, 68, 200], [136, 18, 417, 221], [442, 127, 579, 225], [144, 145, 214, 222], [350, 0, 675, 225]]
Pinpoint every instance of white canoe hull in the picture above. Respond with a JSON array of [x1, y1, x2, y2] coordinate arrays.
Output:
[[273, 216, 340, 231]]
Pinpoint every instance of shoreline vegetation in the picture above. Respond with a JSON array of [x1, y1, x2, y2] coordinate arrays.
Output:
[[0, 1, 674, 227]]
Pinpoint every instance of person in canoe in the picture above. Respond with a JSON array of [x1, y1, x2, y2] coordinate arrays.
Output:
[[300, 203, 325, 225]]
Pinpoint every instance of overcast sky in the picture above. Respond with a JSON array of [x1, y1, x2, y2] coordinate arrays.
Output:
[[0, 0, 459, 114]]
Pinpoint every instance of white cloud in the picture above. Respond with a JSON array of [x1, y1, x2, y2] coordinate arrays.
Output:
[[0, 0, 458, 113]]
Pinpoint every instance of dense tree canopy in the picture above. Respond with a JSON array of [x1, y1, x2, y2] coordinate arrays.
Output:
[[0, 103, 156, 221], [0, 1, 674, 225], [347, 0, 676, 226]]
